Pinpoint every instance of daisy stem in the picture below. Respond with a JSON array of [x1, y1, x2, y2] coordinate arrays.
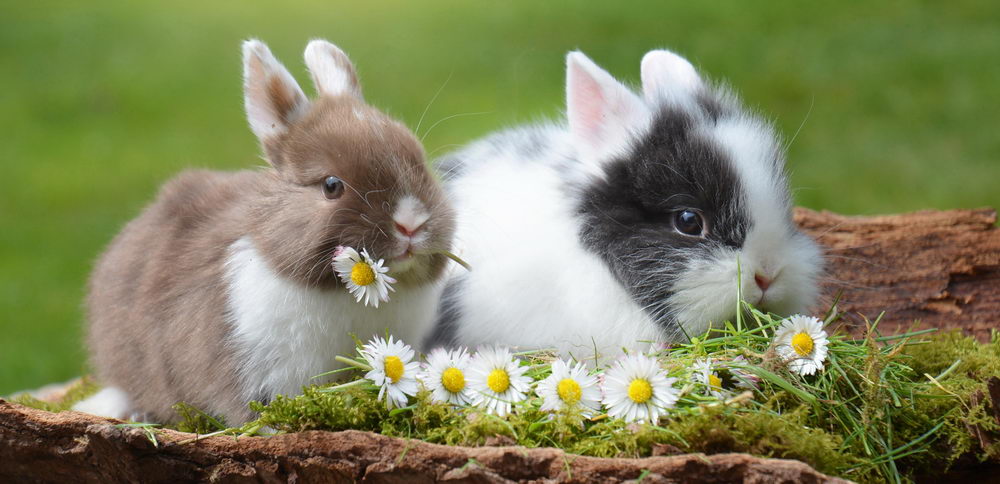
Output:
[[511, 348, 558, 357], [240, 423, 262, 438], [418, 249, 472, 271], [335, 355, 373, 371], [176, 428, 232, 445], [319, 378, 369, 393]]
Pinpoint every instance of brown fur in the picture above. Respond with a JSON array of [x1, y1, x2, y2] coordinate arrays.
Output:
[[84, 41, 453, 423]]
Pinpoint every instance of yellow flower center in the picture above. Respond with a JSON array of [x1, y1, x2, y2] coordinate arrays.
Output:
[[627, 378, 653, 404], [556, 378, 582, 404], [350, 261, 376, 286], [384, 355, 404, 383], [441, 367, 466, 393], [487, 368, 510, 393], [708, 373, 722, 390], [791, 332, 814, 356]]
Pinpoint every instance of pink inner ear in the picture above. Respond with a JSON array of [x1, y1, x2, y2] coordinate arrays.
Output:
[[568, 63, 608, 145]]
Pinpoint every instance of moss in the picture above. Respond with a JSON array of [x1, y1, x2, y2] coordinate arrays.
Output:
[[896, 332, 1000, 477], [251, 385, 388, 433], [172, 402, 228, 434], [667, 404, 855, 475], [10, 377, 98, 412]]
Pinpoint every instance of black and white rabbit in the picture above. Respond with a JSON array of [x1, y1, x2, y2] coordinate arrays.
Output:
[[427, 50, 821, 357]]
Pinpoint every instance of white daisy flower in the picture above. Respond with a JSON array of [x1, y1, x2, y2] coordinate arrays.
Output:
[[333, 247, 396, 308], [421, 347, 474, 406], [773, 315, 829, 376], [466, 346, 531, 416], [601, 353, 680, 423], [691, 358, 757, 399], [535, 359, 601, 415], [359, 335, 420, 409], [692, 358, 728, 398]]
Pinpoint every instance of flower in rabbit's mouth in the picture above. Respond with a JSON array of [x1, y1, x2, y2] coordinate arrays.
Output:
[[333, 247, 396, 308], [773, 315, 829, 376], [601, 353, 679, 423], [360, 335, 420, 409]]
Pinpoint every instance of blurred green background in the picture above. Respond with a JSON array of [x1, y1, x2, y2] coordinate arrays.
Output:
[[1, 0, 997, 395]]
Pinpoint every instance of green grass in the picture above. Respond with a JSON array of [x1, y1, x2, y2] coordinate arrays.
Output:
[[2, 0, 998, 394]]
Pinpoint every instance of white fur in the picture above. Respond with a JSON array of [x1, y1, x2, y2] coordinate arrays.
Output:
[[242, 39, 308, 142], [566, 52, 651, 171], [393, 195, 431, 236], [304, 39, 361, 98], [640, 50, 701, 105], [224, 237, 442, 401], [72, 386, 135, 421], [445, 128, 662, 359]]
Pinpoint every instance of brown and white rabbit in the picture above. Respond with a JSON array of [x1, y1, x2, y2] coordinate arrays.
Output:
[[73, 39, 454, 424]]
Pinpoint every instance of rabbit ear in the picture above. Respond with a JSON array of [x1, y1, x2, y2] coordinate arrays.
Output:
[[566, 51, 648, 165], [304, 39, 362, 99], [640, 50, 701, 104], [242, 39, 308, 143]]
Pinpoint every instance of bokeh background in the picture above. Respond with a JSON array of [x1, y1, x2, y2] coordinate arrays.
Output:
[[2, 0, 997, 395]]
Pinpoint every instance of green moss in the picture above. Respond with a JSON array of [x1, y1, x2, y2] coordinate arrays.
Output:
[[9, 376, 98, 412], [897, 332, 1000, 477], [664, 403, 856, 474], [172, 401, 228, 434]]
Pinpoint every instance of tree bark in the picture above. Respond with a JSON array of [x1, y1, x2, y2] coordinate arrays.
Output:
[[795, 207, 1000, 341], [0, 400, 847, 483]]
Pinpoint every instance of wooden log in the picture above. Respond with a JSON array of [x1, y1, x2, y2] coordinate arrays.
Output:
[[795, 207, 1000, 341], [0, 400, 847, 483]]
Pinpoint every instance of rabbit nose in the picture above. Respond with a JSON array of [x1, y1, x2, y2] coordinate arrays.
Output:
[[754, 273, 772, 291], [395, 221, 424, 238]]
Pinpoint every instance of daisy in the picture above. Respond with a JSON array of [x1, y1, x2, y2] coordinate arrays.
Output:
[[773, 315, 829, 376], [692, 358, 728, 398], [333, 247, 396, 308], [535, 359, 601, 415], [422, 347, 474, 406], [601, 353, 680, 423], [692, 358, 757, 399], [359, 336, 420, 409], [466, 346, 531, 416]]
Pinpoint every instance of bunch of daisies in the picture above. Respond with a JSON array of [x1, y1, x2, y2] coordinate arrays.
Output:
[[336, 314, 830, 424]]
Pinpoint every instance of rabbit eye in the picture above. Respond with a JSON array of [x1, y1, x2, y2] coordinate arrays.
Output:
[[322, 176, 345, 200], [673, 209, 705, 237]]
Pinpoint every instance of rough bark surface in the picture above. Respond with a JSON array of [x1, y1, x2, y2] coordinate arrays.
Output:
[[795, 207, 1000, 341], [0, 400, 848, 484], [3, 208, 999, 483]]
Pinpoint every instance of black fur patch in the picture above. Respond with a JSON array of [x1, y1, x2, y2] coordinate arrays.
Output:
[[577, 106, 751, 336]]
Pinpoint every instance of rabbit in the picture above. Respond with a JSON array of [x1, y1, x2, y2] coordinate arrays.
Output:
[[426, 49, 821, 359], [73, 39, 455, 424]]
